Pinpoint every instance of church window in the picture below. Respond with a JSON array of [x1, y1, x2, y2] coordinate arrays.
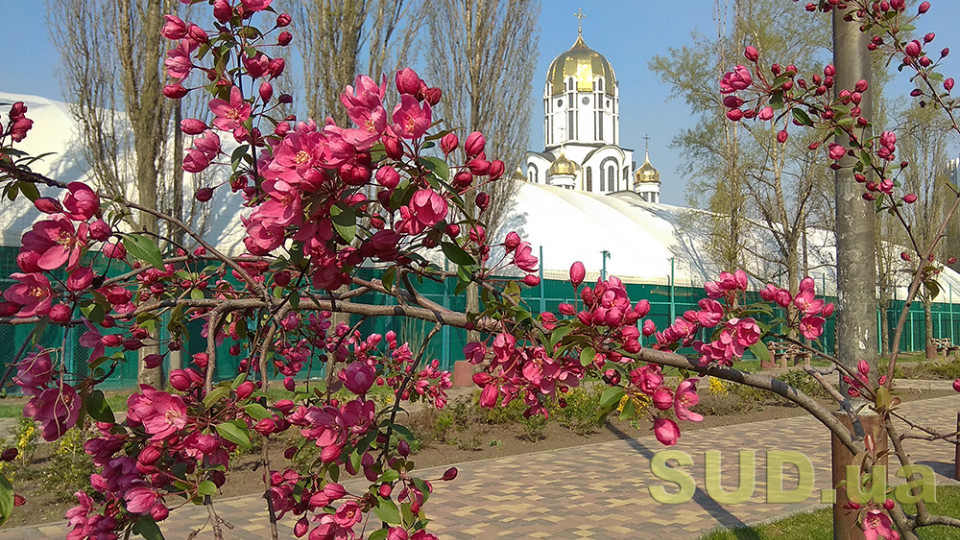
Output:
[[557, 99, 563, 108], [582, 96, 589, 105], [598, 78, 603, 91], [528, 164, 538, 184], [567, 93, 573, 108], [586, 168, 593, 191], [598, 114, 603, 140], [608, 165, 616, 191], [599, 167, 605, 191], [567, 111, 574, 140]]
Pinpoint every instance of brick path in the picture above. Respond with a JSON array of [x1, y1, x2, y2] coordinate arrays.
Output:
[[2, 394, 958, 540]]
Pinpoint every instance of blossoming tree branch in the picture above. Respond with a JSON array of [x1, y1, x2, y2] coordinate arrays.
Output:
[[0, 0, 957, 539]]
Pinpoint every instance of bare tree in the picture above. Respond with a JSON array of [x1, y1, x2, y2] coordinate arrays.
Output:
[[896, 103, 957, 357], [424, 0, 540, 238], [47, 0, 180, 387], [292, 0, 424, 124]]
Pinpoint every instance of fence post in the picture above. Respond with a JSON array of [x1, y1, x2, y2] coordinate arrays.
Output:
[[669, 257, 676, 323], [951, 284, 955, 344], [442, 259, 450, 369], [539, 245, 546, 313]]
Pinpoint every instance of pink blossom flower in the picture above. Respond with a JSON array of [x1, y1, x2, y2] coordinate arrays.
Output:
[[400, 189, 448, 234], [79, 318, 106, 363], [21, 216, 88, 271], [338, 362, 376, 395], [863, 509, 900, 540], [23, 384, 81, 441], [62, 182, 100, 221], [164, 42, 193, 79], [13, 351, 53, 395], [512, 242, 538, 272], [3, 272, 53, 317], [333, 500, 363, 527], [124, 486, 157, 514], [674, 378, 703, 422], [126, 387, 188, 441], [799, 315, 825, 340], [392, 94, 431, 139], [241, 0, 272, 12], [720, 65, 752, 93], [653, 417, 680, 446], [209, 86, 251, 131]]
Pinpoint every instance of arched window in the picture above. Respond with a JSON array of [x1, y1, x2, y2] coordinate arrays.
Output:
[[599, 158, 619, 192], [599, 167, 605, 191], [598, 77, 603, 92], [586, 167, 593, 191], [528, 164, 538, 184], [608, 165, 616, 191]]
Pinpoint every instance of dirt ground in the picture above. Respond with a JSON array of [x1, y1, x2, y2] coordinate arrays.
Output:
[[1, 388, 954, 529]]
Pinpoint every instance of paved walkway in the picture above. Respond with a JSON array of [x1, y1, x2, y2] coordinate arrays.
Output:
[[1, 394, 959, 540]]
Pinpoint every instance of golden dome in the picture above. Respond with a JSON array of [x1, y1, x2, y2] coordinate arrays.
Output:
[[548, 153, 579, 176], [635, 151, 660, 184], [546, 34, 616, 96]]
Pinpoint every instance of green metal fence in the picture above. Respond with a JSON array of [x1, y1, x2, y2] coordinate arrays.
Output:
[[1, 243, 957, 391]]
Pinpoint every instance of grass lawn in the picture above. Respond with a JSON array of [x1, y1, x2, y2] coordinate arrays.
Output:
[[699, 486, 960, 539]]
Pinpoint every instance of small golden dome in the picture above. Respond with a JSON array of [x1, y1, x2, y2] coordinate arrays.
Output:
[[635, 151, 660, 184], [513, 167, 526, 182], [548, 153, 579, 176], [546, 34, 616, 97]]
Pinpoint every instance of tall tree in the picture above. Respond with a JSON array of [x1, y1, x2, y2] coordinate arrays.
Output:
[[896, 103, 957, 357], [652, 0, 832, 299], [423, 0, 540, 342], [48, 0, 179, 388], [424, 0, 540, 239], [293, 0, 424, 124]]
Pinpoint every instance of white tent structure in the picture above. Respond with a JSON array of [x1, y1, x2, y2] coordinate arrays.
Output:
[[5, 91, 960, 308]]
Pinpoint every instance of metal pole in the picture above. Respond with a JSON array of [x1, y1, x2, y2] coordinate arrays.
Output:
[[951, 284, 954, 343], [601, 250, 609, 281], [669, 257, 676, 323], [442, 259, 450, 369], [539, 246, 546, 313]]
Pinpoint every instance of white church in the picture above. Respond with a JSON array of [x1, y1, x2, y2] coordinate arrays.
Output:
[[524, 19, 662, 204]]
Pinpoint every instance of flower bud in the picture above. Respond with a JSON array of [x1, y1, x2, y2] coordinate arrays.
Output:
[[395, 68, 422, 95], [195, 187, 214, 202], [488, 160, 505, 180], [1, 448, 18, 462], [277, 31, 292, 46], [180, 118, 207, 135], [918, 1, 930, 13], [268, 58, 285, 78], [422, 87, 442, 106], [440, 132, 459, 154], [259, 81, 273, 103], [953, 378, 960, 392], [375, 166, 400, 190], [744, 46, 759, 62], [464, 131, 485, 156], [442, 467, 458, 481], [278, 94, 293, 104], [236, 380, 255, 399], [570, 261, 586, 287], [143, 354, 164, 369], [277, 13, 292, 27], [163, 84, 189, 99], [475, 192, 489, 211], [523, 274, 540, 287], [903, 193, 917, 203], [169, 369, 192, 391]]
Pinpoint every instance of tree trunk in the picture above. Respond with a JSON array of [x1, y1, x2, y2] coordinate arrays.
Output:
[[923, 293, 936, 359], [831, 9, 886, 540]]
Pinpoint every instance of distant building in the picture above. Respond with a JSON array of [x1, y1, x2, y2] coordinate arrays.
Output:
[[524, 14, 661, 203]]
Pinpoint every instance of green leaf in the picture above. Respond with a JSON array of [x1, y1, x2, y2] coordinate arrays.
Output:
[[379, 470, 400, 484], [203, 386, 230, 409], [419, 156, 450, 181], [368, 530, 389, 540], [244, 403, 270, 421], [330, 205, 357, 243], [374, 498, 402, 525], [579, 347, 596, 367], [599, 386, 626, 410], [792, 108, 813, 127], [0, 474, 13, 526], [288, 290, 300, 309], [132, 515, 165, 540], [749, 342, 770, 364], [17, 181, 39, 202], [441, 242, 475, 267], [215, 421, 252, 449], [122, 234, 165, 270], [85, 389, 116, 423], [548, 325, 575, 349], [391, 424, 415, 442], [618, 396, 636, 420], [381, 267, 397, 292], [198, 480, 218, 496]]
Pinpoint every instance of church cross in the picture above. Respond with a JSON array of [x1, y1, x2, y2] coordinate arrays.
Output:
[[643, 134, 651, 154], [574, 8, 586, 35]]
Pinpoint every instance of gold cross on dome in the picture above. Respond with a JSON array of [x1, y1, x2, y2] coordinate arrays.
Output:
[[574, 8, 586, 35]]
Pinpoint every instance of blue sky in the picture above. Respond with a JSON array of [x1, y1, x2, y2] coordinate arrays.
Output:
[[3, 1, 960, 205]]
